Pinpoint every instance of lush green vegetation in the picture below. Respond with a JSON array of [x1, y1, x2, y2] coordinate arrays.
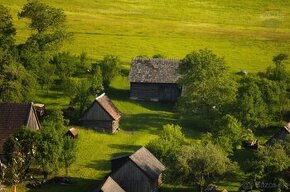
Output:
[[1, 0, 290, 71], [0, 0, 290, 192]]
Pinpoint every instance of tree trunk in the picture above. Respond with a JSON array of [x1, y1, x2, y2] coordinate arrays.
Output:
[[12, 184, 16, 192]]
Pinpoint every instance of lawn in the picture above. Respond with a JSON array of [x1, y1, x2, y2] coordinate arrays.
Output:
[[0, 0, 290, 72]]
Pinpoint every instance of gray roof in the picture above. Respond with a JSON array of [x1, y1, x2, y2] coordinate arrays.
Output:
[[129, 58, 180, 83], [129, 147, 166, 180], [99, 176, 125, 192]]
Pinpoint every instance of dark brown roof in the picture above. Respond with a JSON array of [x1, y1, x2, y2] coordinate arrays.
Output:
[[96, 93, 121, 120], [0, 103, 40, 153], [129, 58, 180, 83], [99, 176, 125, 192]]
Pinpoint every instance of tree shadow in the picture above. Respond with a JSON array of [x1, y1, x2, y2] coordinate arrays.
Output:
[[84, 159, 110, 171], [25, 177, 101, 192]]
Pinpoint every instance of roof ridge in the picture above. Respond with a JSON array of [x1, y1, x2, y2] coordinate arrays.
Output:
[[96, 93, 106, 100]]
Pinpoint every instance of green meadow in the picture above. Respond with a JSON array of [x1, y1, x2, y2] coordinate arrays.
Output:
[[1, 0, 290, 71], [0, 0, 290, 191]]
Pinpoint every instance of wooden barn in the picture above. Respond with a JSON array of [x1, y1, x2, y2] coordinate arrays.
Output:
[[65, 127, 79, 138], [0, 103, 41, 154], [80, 93, 121, 133], [97, 176, 125, 192], [266, 122, 290, 145], [129, 58, 181, 101], [110, 147, 166, 192]]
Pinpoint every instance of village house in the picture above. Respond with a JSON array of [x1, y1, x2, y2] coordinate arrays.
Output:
[[109, 147, 166, 192], [129, 58, 181, 101], [0, 103, 41, 155], [266, 122, 290, 145], [80, 93, 121, 133]]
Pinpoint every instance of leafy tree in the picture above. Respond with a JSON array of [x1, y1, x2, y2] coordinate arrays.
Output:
[[99, 55, 120, 88], [0, 61, 36, 102], [248, 143, 290, 192], [90, 64, 103, 95], [3, 128, 38, 183], [62, 136, 77, 176], [266, 53, 289, 82], [35, 110, 66, 179], [214, 114, 243, 153], [0, 5, 16, 51], [147, 124, 187, 183], [237, 76, 270, 129], [178, 49, 237, 121], [18, 0, 66, 34], [177, 143, 234, 192]]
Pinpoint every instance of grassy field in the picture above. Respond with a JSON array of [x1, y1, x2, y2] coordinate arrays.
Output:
[[0, 1, 289, 191], [0, 0, 290, 71]]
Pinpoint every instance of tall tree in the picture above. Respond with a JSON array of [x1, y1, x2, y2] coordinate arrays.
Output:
[[62, 136, 77, 176], [99, 55, 120, 88], [178, 49, 237, 120]]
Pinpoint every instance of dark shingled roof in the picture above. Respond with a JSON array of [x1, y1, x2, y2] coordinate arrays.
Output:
[[129, 58, 180, 83], [96, 93, 121, 120], [99, 176, 125, 192], [0, 103, 40, 153]]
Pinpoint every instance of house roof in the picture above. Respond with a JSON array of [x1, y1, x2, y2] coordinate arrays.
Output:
[[113, 147, 165, 180], [66, 127, 78, 137], [99, 176, 125, 192], [95, 93, 121, 120], [129, 58, 180, 84], [266, 122, 290, 145], [0, 103, 40, 153]]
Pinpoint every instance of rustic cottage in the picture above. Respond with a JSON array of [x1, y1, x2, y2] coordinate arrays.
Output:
[[110, 147, 166, 192], [266, 122, 290, 145], [0, 103, 41, 154], [80, 93, 121, 133], [129, 58, 181, 101], [97, 176, 125, 192]]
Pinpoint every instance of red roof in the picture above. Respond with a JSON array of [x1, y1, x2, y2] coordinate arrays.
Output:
[[96, 93, 121, 120]]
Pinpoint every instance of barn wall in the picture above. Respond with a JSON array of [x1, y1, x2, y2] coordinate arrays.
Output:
[[111, 160, 158, 192], [27, 107, 40, 130], [130, 83, 181, 101], [82, 120, 113, 133], [82, 102, 113, 121]]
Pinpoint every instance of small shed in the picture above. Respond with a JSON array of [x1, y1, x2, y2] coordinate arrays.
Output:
[[266, 122, 290, 145], [97, 176, 125, 192], [129, 58, 182, 101], [0, 103, 41, 154], [110, 147, 166, 192], [80, 93, 121, 133], [65, 127, 79, 138]]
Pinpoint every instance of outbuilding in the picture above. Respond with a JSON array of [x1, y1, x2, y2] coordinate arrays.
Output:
[[0, 103, 41, 154], [80, 93, 121, 133], [266, 122, 290, 145], [129, 58, 181, 101]]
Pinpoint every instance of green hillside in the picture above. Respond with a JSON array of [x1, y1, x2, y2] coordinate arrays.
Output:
[[1, 0, 290, 71]]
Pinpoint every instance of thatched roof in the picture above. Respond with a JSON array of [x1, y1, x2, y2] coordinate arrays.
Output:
[[129, 58, 180, 84], [99, 176, 125, 192], [0, 103, 40, 153]]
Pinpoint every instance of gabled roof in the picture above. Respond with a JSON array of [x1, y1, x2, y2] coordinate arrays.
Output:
[[96, 93, 121, 120], [112, 147, 166, 180], [129, 58, 180, 84], [266, 123, 290, 145], [66, 127, 79, 138], [99, 176, 125, 192], [0, 103, 40, 153]]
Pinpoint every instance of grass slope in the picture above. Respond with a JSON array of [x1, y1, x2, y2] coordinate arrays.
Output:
[[1, 0, 290, 71]]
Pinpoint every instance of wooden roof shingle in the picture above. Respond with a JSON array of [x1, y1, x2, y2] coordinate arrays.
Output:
[[0, 103, 40, 153], [129, 58, 180, 84], [99, 176, 125, 192], [96, 93, 121, 120]]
